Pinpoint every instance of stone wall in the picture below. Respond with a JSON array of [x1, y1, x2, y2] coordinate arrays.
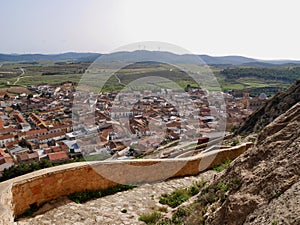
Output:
[[0, 142, 252, 224], [0, 182, 13, 225]]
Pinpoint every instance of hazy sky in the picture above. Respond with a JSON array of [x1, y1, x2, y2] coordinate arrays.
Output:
[[1, 0, 300, 59]]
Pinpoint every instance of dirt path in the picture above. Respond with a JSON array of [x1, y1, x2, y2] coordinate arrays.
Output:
[[13, 68, 25, 85]]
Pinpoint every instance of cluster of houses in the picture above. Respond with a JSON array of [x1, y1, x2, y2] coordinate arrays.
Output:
[[0, 83, 77, 176], [0, 81, 268, 176], [224, 91, 268, 130], [73, 88, 227, 159]]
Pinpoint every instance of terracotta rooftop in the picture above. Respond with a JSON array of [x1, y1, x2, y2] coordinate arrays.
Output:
[[25, 129, 48, 136], [0, 134, 14, 141], [38, 131, 66, 141], [48, 151, 69, 161], [0, 118, 4, 129]]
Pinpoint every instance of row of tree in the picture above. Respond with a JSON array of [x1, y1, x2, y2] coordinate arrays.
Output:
[[0, 158, 84, 182], [220, 67, 300, 82]]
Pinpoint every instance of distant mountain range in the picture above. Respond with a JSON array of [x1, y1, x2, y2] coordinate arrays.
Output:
[[0, 52, 100, 62], [1, 51, 300, 66]]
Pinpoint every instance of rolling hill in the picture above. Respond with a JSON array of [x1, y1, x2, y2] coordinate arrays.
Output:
[[1, 51, 300, 66]]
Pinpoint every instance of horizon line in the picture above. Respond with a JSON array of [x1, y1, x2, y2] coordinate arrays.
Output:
[[1, 50, 300, 61]]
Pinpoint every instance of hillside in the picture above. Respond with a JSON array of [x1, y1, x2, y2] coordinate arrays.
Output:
[[1, 51, 300, 65], [0, 52, 100, 62], [237, 79, 300, 135], [168, 102, 300, 224]]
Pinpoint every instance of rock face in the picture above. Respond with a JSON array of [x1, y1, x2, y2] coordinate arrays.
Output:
[[237, 79, 300, 135], [188, 102, 300, 224]]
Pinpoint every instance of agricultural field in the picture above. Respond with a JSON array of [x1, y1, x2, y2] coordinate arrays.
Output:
[[0, 61, 85, 88], [0, 60, 299, 97]]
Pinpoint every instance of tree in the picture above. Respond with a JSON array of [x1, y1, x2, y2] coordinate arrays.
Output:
[[27, 93, 33, 100], [4, 93, 9, 100], [185, 84, 191, 92]]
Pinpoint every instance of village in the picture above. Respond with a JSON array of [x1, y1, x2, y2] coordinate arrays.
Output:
[[0, 82, 268, 177]]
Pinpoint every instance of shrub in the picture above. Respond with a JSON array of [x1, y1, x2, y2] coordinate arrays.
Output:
[[0, 158, 86, 182], [199, 178, 241, 205], [217, 182, 228, 193], [213, 160, 232, 172], [158, 206, 168, 213], [159, 189, 190, 208], [139, 211, 162, 224], [231, 139, 240, 146], [171, 206, 197, 225], [68, 185, 136, 203], [272, 191, 282, 199], [159, 180, 206, 208], [156, 219, 172, 225]]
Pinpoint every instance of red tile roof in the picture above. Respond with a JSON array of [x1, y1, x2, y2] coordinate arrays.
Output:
[[51, 146, 62, 152], [38, 131, 66, 141], [0, 127, 16, 135], [14, 113, 28, 124], [0, 134, 14, 141], [0, 118, 4, 129], [48, 151, 69, 161], [25, 129, 48, 136]]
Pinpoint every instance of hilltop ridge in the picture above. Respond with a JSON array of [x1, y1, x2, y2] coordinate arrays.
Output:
[[2, 51, 300, 65]]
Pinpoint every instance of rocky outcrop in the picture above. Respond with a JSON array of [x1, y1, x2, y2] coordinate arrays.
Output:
[[237, 79, 300, 135], [184, 102, 300, 224], [244, 180, 300, 225]]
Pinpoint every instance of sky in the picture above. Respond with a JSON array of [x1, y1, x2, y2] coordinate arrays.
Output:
[[1, 0, 300, 59]]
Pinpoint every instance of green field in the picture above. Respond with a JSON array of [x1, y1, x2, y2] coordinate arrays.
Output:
[[0, 61, 298, 96]]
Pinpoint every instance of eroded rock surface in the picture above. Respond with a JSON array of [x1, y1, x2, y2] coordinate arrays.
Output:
[[189, 102, 300, 225]]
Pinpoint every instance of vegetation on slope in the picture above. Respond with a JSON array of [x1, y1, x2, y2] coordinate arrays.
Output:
[[159, 180, 206, 208], [68, 184, 136, 204]]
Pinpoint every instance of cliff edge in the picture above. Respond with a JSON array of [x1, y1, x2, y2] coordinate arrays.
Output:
[[174, 102, 300, 224]]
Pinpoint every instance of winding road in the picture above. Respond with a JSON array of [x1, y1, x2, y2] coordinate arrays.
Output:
[[13, 68, 25, 85], [114, 74, 126, 86]]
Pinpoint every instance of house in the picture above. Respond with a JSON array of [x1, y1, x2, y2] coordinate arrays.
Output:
[[17, 152, 39, 163], [33, 149, 48, 160], [0, 127, 16, 136], [20, 129, 48, 141], [62, 140, 81, 153], [4, 140, 19, 149], [0, 134, 14, 147], [47, 151, 69, 163], [13, 112, 28, 124], [29, 113, 47, 128], [0, 162, 14, 177], [51, 145, 62, 152], [0, 148, 13, 164], [38, 131, 66, 144]]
